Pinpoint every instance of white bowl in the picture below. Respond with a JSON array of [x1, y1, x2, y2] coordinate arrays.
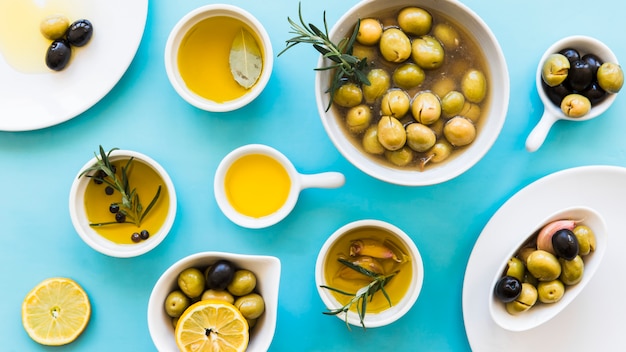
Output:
[[315, 219, 423, 328], [526, 35, 620, 152], [164, 4, 273, 112], [316, 0, 509, 186], [69, 149, 177, 258], [147, 252, 281, 351], [489, 206, 607, 331]]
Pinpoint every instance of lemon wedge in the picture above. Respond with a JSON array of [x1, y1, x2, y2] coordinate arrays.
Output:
[[175, 299, 249, 352], [21, 277, 91, 346]]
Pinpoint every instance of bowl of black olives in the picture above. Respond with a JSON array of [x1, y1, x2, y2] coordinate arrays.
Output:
[[313, 0, 509, 185], [147, 252, 281, 351], [489, 206, 607, 331], [526, 35, 623, 152]]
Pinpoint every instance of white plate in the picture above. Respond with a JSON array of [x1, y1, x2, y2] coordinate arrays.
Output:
[[0, 0, 148, 131], [463, 165, 626, 351]]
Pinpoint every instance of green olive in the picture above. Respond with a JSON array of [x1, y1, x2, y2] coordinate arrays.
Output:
[[363, 68, 391, 103], [561, 93, 591, 118], [381, 89, 410, 118], [40, 14, 70, 40], [541, 53, 570, 87], [356, 18, 383, 46], [573, 225, 596, 256], [517, 247, 535, 264], [431, 77, 456, 98], [441, 90, 465, 117], [459, 101, 482, 123], [227, 269, 257, 296], [234, 293, 265, 320], [505, 257, 526, 282], [333, 82, 363, 108], [597, 62, 624, 93], [559, 256, 584, 285], [379, 28, 412, 63], [345, 105, 372, 134], [537, 279, 565, 304], [397, 7, 432, 36], [411, 91, 441, 125], [424, 140, 452, 164], [385, 146, 413, 167], [392, 63, 425, 90], [406, 123, 436, 152], [433, 22, 460, 49], [443, 116, 476, 147], [411, 35, 444, 70], [377, 116, 406, 151], [177, 267, 206, 299], [164, 290, 190, 318], [462, 69, 487, 103], [352, 43, 377, 61], [201, 289, 235, 304], [246, 318, 257, 329], [505, 283, 538, 314], [526, 250, 561, 281], [362, 126, 385, 155], [429, 118, 444, 138], [171, 316, 179, 329]]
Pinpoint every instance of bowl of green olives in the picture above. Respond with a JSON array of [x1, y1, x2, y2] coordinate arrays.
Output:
[[147, 252, 281, 351], [526, 35, 622, 152], [315, 0, 509, 185], [489, 206, 607, 331]]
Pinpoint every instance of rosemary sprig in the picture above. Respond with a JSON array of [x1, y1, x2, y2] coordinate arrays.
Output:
[[79, 146, 161, 227], [278, 2, 370, 111], [320, 258, 397, 330]]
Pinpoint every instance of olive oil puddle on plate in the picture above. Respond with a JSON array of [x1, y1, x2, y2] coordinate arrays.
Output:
[[0, 0, 87, 73], [84, 160, 170, 245], [177, 16, 263, 103]]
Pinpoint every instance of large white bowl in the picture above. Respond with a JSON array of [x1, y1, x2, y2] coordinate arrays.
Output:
[[316, 0, 509, 186], [148, 252, 281, 351]]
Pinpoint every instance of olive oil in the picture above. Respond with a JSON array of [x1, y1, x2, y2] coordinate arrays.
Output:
[[177, 16, 263, 103], [0, 0, 87, 73], [324, 227, 413, 313], [83, 159, 170, 244], [224, 154, 291, 218]]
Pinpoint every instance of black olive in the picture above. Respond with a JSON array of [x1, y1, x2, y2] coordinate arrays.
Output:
[[45, 39, 71, 71], [567, 59, 594, 92], [105, 186, 114, 195], [131, 233, 141, 243], [552, 229, 579, 260], [558, 48, 580, 64], [582, 81, 607, 105], [542, 81, 572, 107], [205, 260, 236, 290], [115, 212, 126, 223], [66, 19, 93, 47], [582, 53, 603, 76], [139, 230, 150, 240], [494, 275, 522, 303], [109, 203, 119, 213]]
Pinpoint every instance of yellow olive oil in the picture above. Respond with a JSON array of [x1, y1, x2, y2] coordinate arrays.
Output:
[[177, 16, 263, 103], [324, 227, 413, 313], [0, 0, 87, 73], [224, 154, 291, 218], [83, 159, 170, 244]]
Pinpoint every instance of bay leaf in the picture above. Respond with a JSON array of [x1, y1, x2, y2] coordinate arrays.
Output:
[[229, 28, 263, 89]]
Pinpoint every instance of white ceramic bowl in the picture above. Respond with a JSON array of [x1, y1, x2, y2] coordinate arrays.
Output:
[[489, 206, 607, 331], [147, 252, 281, 351], [315, 219, 423, 328], [316, 0, 509, 186], [69, 149, 177, 258], [526, 35, 620, 152], [164, 4, 273, 112]]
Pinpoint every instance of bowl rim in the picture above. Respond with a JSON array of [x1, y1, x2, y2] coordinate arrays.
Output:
[[164, 4, 274, 112], [315, 0, 510, 186], [68, 149, 177, 258], [315, 219, 424, 328]]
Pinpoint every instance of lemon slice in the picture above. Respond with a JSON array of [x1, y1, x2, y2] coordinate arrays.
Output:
[[175, 299, 249, 352], [21, 277, 91, 346]]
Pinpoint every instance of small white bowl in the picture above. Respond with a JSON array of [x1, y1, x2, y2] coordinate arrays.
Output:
[[164, 4, 273, 112], [526, 35, 620, 152], [147, 252, 281, 351], [69, 149, 177, 258], [315, 219, 423, 328], [489, 206, 607, 331]]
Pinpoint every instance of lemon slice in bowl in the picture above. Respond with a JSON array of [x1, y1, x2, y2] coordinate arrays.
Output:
[[175, 299, 249, 352], [21, 277, 91, 346]]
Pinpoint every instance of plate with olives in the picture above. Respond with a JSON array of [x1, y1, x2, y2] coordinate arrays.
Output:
[[0, 0, 148, 131], [463, 165, 625, 350]]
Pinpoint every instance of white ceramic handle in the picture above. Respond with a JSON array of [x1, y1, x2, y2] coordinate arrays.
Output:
[[299, 172, 345, 190], [525, 110, 559, 152]]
